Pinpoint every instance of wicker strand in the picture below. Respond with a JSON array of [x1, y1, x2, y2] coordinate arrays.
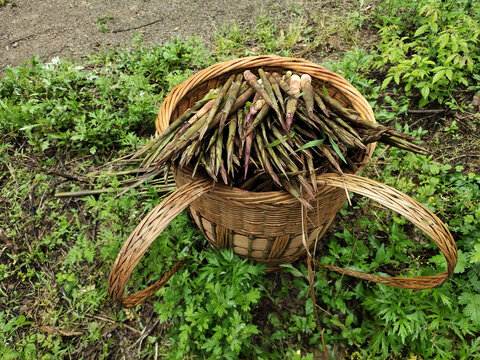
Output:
[[108, 180, 212, 307], [315, 173, 457, 289], [122, 258, 187, 308]]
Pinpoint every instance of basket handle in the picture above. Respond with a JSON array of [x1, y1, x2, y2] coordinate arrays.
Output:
[[315, 173, 457, 289], [108, 179, 212, 307]]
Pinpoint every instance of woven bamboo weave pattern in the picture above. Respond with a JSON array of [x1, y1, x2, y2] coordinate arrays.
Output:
[[175, 167, 340, 266]]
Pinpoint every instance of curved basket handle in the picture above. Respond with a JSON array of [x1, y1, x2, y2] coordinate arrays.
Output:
[[108, 179, 212, 307], [315, 173, 458, 289]]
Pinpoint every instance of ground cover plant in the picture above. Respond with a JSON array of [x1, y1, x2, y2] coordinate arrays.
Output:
[[1, 0, 479, 358]]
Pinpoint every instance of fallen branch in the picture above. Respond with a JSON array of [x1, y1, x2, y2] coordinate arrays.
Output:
[[37, 325, 82, 337], [407, 109, 446, 114], [450, 154, 480, 161], [39, 168, 91, 183]]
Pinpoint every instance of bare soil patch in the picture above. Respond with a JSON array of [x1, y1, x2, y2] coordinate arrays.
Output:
[[1, 0, 289, 70]]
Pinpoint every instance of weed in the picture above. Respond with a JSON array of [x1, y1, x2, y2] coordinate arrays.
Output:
[[152, 249, 266, 359], [0, 37, 211, 156], [214, 22, 250, 59], [444, 120, 460, 139], [215, 12, 312, 59], [375, 0, 480, 107], [97, 16, 110, 33]]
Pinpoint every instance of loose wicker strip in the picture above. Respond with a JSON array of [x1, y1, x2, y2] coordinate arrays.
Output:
[[108, 179, 212, 307], [121, 258, 187, 308], [315, 173, 457, 289]]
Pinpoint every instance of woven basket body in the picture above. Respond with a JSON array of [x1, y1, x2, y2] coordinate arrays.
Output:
[[174, 167, 345, 266], [156, 56, 376, 266]]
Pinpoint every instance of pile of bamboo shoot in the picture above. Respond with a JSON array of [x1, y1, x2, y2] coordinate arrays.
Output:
[[130, 69, 428, 205]]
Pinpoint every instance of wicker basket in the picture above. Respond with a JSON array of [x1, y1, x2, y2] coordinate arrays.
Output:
[[108, 56, 457, 307]]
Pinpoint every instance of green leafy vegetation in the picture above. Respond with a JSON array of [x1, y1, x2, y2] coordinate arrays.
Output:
[[214, 14, 309, 59], [153, 250, 265, 359], [96, 16, 110, 33], [375, 0, 480, 107], [317, 145, 480, 358], [1, 1, 479, 358], [0, 37, 211, 156], [214, 1, 367, 61]]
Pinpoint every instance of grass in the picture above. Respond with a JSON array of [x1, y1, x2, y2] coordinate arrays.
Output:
[[1, 1, 480, 358], [214, 1, 377, 63]]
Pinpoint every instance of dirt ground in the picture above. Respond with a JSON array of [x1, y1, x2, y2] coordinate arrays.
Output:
[[0, 0, 293, 70]]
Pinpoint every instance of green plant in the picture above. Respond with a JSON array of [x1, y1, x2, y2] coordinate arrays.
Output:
[[214, 22, 250, 58], [97, 16, 109, 33], [288, 1, 304, 16], [153, 249, 266, 359], [353, 146, 480, 358], [376, 0, 480, 107], [214, 12, 312, 59], [0, 38, 211, 156], [444, 120, 460, 139], [2, 4, 480, 358], [0, 312, 33, 359], [0, 39, 214, 358], [266, 130, 480, 358], [325, 47, 378, 100]]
